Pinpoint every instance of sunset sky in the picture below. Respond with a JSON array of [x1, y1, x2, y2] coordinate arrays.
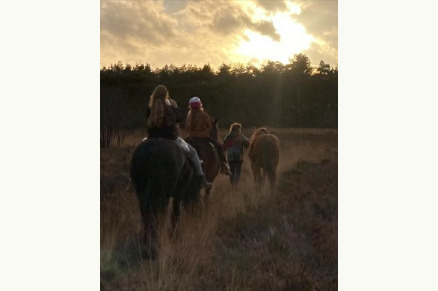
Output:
[[100, 0, 337, 70]]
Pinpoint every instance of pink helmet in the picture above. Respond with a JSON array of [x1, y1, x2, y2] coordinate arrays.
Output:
[[189, 96, 202, 108]]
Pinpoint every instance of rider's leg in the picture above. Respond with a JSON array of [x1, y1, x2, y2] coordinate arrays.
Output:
[[228, 160, 237, 185], [186, 144, 204, 176], [208, 137, 226, 162], [235, 161, 243, 184], [175, 137, 203, 175], [175, 137, 211, 188], [208, 137, 232, 175]]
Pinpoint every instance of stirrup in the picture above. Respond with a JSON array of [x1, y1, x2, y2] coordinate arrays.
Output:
[[221, 164, 232, 176], [196, 175, 211, 189]]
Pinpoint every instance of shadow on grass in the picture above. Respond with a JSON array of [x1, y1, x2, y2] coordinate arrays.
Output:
[[100, 233, 145, 282]]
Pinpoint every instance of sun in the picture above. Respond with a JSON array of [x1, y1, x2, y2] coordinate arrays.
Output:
[[235, 12, 313, 65]]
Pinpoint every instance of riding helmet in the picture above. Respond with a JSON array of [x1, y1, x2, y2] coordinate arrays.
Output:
[[189, 96, 202, 108]]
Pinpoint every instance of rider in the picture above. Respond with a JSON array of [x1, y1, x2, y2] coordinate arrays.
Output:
[[145, 85, 210, 188], [185, 96, 232, 176], [222, 122, 250, 185]]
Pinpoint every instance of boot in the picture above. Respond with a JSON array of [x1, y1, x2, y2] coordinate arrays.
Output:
[[194, 175, 212, 189], [220, 162, 232, 176]]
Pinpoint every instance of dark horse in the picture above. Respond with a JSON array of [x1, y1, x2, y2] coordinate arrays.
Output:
[[185, 118, 221, 205], [248, 128, 280, 190], [130, 138, 202, 257]]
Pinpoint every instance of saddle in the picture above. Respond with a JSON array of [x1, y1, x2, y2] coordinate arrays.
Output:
[[185, 137, 215, 150]]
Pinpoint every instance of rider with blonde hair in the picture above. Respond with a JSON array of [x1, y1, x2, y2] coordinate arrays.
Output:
[[185, 97, 232, 176], [223, 122, 250, 185], [145, 85, 210, 188]]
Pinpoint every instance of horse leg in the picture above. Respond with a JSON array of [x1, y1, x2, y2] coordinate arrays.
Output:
[[171, 197, 181, 239], [251, 163, 262, 190], [251, 163, 257, 183], [141, 211, 155, 251], [138, 195, 161, 259], [180, 177, 201, 217], [204, 188, 211, 210], [270, 169, 277, 190], [265, 167, 276, 190], [261, 169, 266, 188]]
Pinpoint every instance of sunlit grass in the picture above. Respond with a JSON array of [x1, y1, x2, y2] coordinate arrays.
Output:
[[100, 128, 338, 290]]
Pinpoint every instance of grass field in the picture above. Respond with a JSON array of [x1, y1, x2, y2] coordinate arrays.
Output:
[[100, 128, 337, 290]]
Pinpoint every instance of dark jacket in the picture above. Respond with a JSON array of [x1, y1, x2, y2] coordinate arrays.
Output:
[[145, 105, 184, 140], [222, 132, 250, 161]]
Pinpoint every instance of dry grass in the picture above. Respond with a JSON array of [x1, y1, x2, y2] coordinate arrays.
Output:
[[100, 128, 338, 290], [101, 196, 219, 290]]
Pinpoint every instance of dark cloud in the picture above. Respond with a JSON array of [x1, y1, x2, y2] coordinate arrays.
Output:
[[252, 21, 280, 41], [100, 1, 178, 46], [255, 0, 287, 12], [210, 13, 252, 35], [208, 4, 280, 41]]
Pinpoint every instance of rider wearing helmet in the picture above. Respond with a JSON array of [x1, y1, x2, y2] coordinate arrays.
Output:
[[185, 96, 232, 176], [145, 86, 210, 188]]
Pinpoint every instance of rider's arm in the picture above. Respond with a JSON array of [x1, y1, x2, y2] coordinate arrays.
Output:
[[242, 134, 250, 148], [168, 105, 184, 123], [204, 113, 212, 132]]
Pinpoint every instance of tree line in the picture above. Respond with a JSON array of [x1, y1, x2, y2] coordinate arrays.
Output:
[[100, 53, 337, 147]]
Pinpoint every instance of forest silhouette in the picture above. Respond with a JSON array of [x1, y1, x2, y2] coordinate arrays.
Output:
[[101, 53, 337, 147]]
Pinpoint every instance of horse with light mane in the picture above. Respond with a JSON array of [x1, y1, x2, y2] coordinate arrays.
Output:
[[248, 127, 280, 190]]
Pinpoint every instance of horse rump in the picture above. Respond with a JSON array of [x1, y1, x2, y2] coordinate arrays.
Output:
[[249, 129, 280, 190], [129, 138, 202, 257]]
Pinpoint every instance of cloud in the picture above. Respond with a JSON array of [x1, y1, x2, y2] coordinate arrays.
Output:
[[294, 1, 338, 35], [255, 0, 287, 12], [100, 0, 337, 69], [100, 1, 178, 46], [210, 12, 252, 35], [302, 40, 338, 68], [196, 1, 281, 41], [252, 20, 280, 41], [292, 0, 338, 64]]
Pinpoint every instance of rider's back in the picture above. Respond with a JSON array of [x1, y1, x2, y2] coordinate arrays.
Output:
[[146, 105, 183, 140], [185, 110, 212, 138]]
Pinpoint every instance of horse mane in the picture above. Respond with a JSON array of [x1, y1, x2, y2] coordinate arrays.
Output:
[[249, 127, 269, 154], [250, 127, 269, 143]]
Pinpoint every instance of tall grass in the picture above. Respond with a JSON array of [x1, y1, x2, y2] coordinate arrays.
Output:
[[100, 128, 338, 290]]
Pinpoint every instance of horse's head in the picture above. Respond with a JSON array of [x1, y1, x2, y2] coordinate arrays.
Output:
[[251, 127, 269, 142]]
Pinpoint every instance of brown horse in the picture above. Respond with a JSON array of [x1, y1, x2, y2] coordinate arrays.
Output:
[[185, 118, 221, 206], [248, 127, 280, 190]]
